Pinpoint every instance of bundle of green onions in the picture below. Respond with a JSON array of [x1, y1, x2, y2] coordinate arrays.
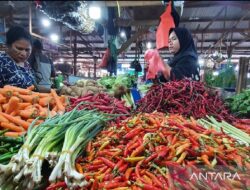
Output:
[[0, 106, 110, 190], [199, 116, 250, 145]]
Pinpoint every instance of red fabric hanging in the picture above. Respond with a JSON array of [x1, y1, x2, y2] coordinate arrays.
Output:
[[98, 48, 110, 68], [156, 1, 175, 50]]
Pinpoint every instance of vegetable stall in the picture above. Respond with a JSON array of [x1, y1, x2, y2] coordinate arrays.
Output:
[[0, 78, 249, 190]]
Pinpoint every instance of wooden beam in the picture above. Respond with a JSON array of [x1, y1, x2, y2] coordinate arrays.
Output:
[[208, 10, 250, 51], [239, 32, 250, 39], [203, 6, 226, 31], [114, 17, 250, 27], [118, 26, 150, 54]]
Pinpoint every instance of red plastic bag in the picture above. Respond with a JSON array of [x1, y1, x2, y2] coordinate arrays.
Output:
[[156, 1, 175, 50], [144, 49, 165, 80], [98, 48, 110, 68]]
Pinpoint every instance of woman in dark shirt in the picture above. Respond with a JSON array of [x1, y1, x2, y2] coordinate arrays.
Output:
[[160, 27, 200, 81], [161, 28, 200, 81], [0, 26, 35, 88]]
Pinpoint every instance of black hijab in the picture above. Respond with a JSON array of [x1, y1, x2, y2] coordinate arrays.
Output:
[[169, 27, 198, 66]]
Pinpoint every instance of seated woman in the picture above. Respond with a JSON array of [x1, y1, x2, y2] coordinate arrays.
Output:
[[0, 26, 35, 88], [160, 27, 200, 81]]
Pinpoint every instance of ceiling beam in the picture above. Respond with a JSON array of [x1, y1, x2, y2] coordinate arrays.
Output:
[[202, 6, 226, 31], [207, 10, 250, 52], [118, 26, 150, 54]]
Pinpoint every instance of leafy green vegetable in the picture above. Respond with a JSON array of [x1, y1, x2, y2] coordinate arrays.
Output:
[[204, 66, 236, 88], [226, 89, 250, 117]]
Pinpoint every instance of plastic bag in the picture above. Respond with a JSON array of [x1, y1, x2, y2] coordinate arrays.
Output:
[[144, 49, 165, 80], [98, 48, 110, 68], [156, 1, 175, 50]]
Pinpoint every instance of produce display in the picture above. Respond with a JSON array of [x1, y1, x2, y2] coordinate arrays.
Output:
[[98, 74, 136, 91], [60, 79, 106, 97], [136, 79, 235, 123], [0, 108, 114, 190], [226, 89, 250, 118], [0, 76, 249, 190], [0, 85, 67, 137], [204, 66, 236, 89], [74, 113, 250, 189], [0, 130, 23, 164], [67, 93, 131, 122]]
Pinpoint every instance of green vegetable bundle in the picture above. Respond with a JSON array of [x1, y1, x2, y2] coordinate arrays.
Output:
[[226, 89, 250, 118], [0, 130, 23, 165], [0, 106, 112, 190]]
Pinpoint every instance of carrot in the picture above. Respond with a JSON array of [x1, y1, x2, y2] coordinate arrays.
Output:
[[19, 108, 39, 119], [2, 103, 8, 111], [1, 122, 24, 132], [18, 102, 32, 110], [32, 92, 50, 98], [18, 94, 39, 104], [0, 88, 13, 98], [0, 114, 9, 123], [6, 96, 20, 114], [60, 95, 68, 106], [0, 94, 7, 103], [10, 110, 20, 116], [39, 97, 52, 107], [4, 131, 25, 137], [4, 85, 31, 95], [50, 110, 57, 117], [27, 85, 35, 91], [27, 119, 44, 125], [52, 105, 58, 112], [0, 106, 2, 112], [0, 112, 30, 130], [51, 89, 65, 112]]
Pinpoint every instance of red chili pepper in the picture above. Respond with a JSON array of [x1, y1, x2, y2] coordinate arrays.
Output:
[[144, 153, 158, 164], [98, 157, 116, 169], [86, 164, 105, 171], [125, 167, 134, 180], [124, 127, 143, 139], [144, 171, 163, 188], [46, 182, 67, 190], [136, 182, 162, 190]]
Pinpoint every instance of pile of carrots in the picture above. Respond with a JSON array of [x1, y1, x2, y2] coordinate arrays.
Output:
[[72, 112, 250, 190], [0, 85, 67, 137]]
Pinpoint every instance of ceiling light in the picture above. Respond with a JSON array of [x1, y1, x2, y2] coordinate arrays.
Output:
[[50, 34, 59, 42], [42, 18, 51, 27], [60, 58, 64, 62], [248, 73, 250, 78], [213, 71, 219, 76], [235, 65, 239, 71], [198, 58, 204, 66], [89, 6, 101, 20], [146, 42, 152, 49], [120, 31, 126, 38]]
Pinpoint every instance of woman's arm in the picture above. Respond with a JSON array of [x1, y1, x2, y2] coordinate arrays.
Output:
[[161, 63, 172, 80]]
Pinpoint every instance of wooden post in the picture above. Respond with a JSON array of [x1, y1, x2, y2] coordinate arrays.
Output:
[[73, 32, 77, 76], [93, 56, 98, 79], [236, 57, 249, 93]]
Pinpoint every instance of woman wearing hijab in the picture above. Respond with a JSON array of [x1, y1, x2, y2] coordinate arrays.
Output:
[[159, 27, 200, 81]]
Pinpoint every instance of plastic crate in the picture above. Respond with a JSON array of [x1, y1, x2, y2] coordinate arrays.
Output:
[[130, 88, 141, 103]]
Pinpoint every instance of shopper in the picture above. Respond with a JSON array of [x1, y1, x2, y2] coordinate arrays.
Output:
[[159, 27, 200, 81], [28, 39, 55, 90], [0, 26, 35, 88], [145, 27, 200, 82]]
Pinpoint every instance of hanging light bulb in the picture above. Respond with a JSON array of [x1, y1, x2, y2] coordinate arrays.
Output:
[[146, 42, 152, 49]]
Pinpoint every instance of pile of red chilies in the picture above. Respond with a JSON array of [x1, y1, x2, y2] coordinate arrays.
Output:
[[136, 79, 235, 123], [67, 93, 131, 122], [71, 113, 249, 190]]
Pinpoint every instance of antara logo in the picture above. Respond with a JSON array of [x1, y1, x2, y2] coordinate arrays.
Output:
[[190, 172, 241, 181]]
